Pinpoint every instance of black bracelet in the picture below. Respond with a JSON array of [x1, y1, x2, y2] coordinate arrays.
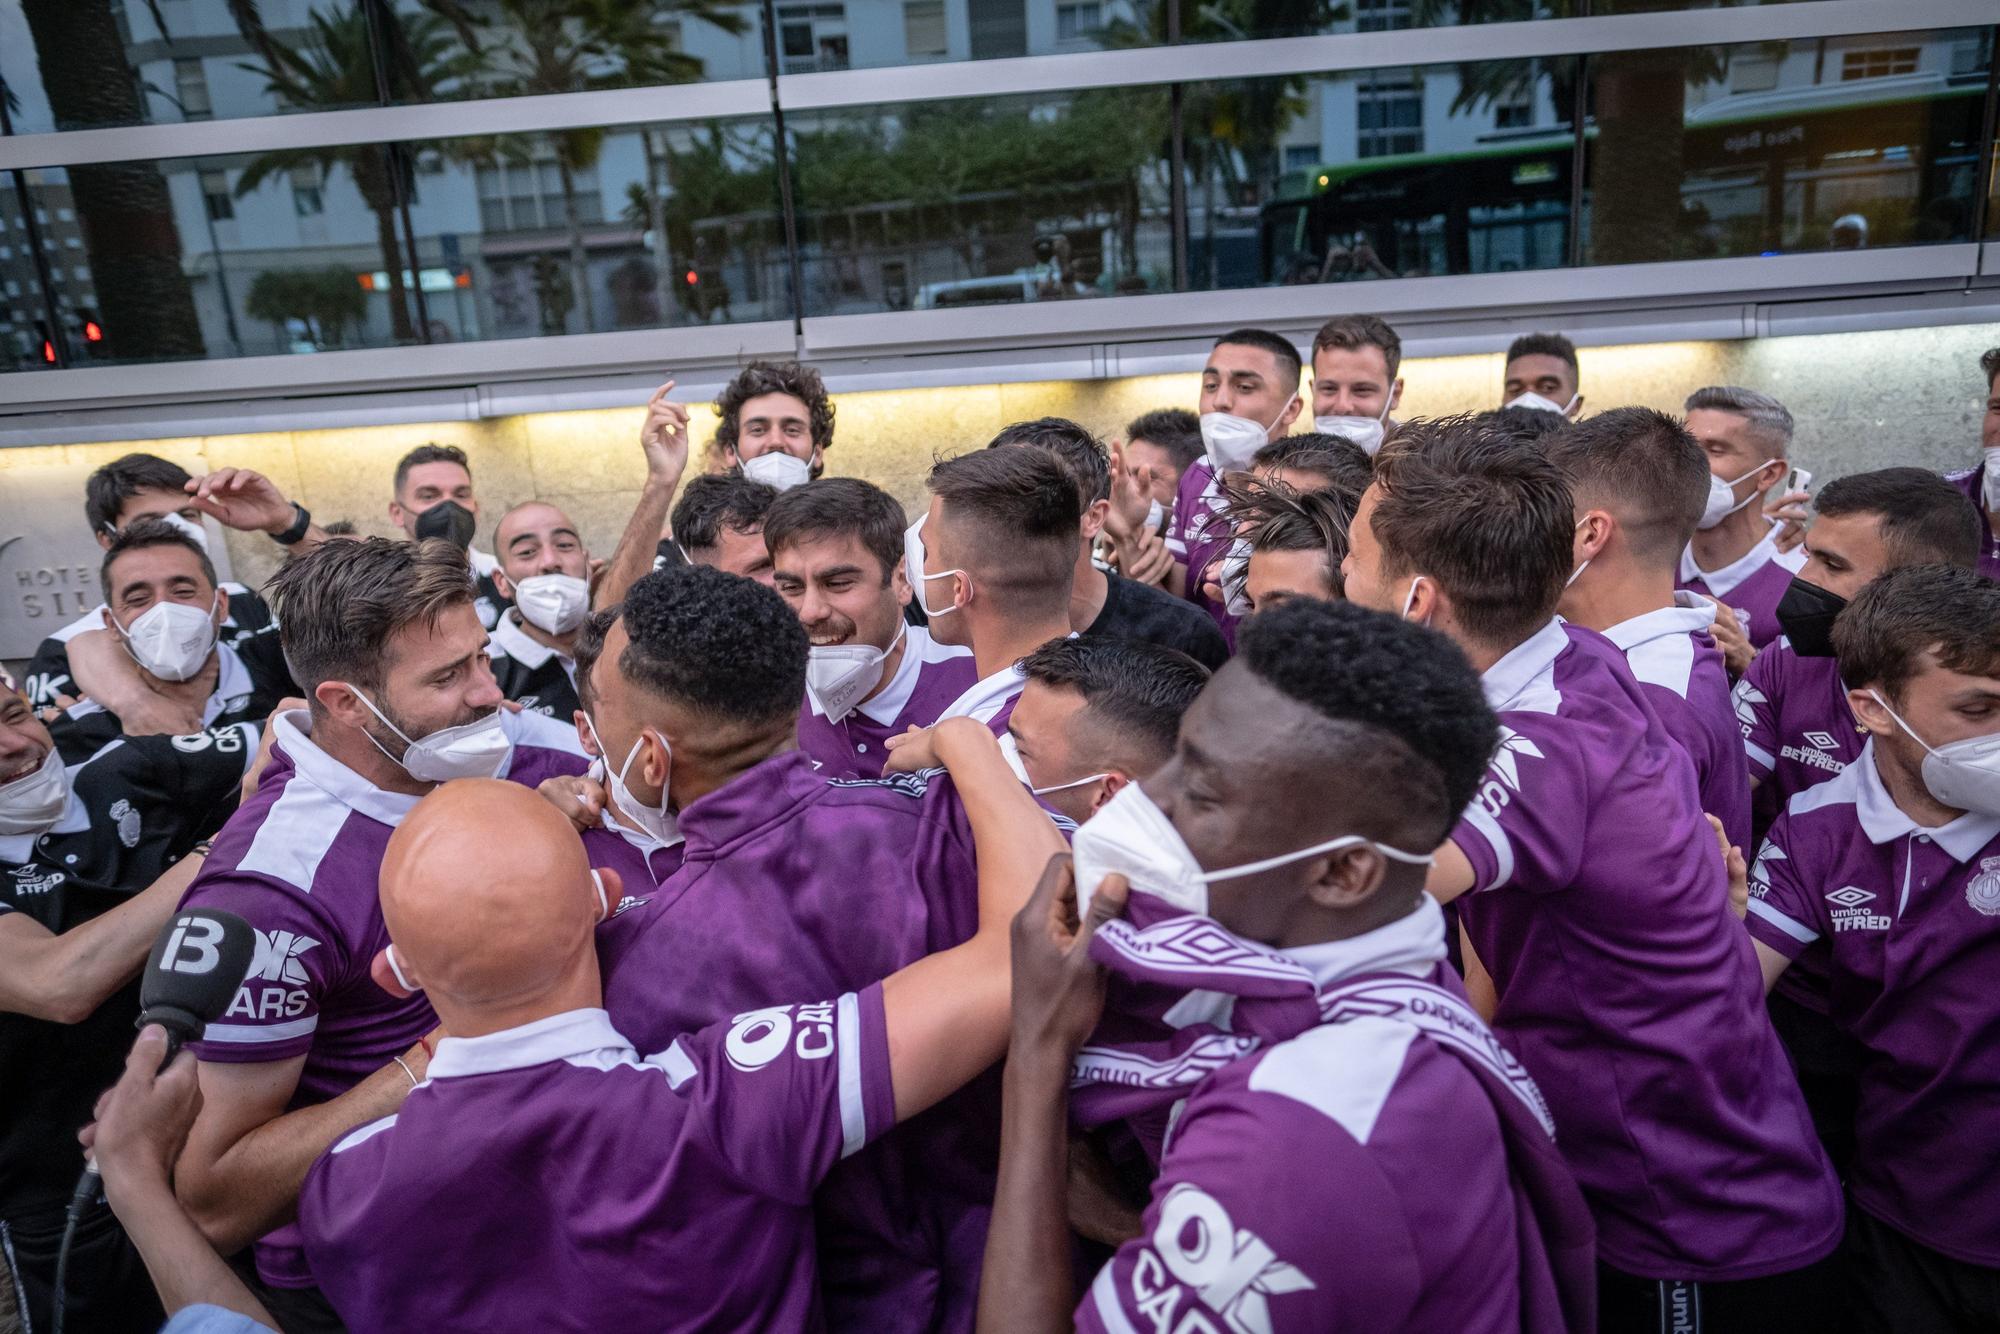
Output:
[[273, 502, 312, 546]]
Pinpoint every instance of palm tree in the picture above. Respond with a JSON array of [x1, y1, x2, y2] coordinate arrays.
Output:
[[233, 7, 466, 344], [19, 0, 206, 360]]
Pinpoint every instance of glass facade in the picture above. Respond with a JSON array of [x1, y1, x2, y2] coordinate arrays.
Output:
[[2, 2, 1994, 374]]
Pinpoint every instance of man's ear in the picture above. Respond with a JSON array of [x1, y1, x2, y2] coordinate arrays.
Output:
[[573, 710, 600, 759], [889, 560, 913, 607], [1083, 499, 1110, 541], [371, 945, 422, 998], [1848, 686, 1896, 739], [1566, 394, 1584, 419], [213, 587, 232, 630], [1089, 771, 1129, 818], [491, 568, 516, 601], [1304, 845, 1385, 911], [1278, 394, 1304, 434], [1388, 378, 1404, 413], [1577, 510, 1614, 563], [100, 605, 117, 632], [387, 500, 408, 534], [315, 679, 368, 730]]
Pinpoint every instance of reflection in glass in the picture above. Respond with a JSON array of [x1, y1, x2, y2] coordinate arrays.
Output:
[[1584, 28, 1991, 264], [1190, 60, 1578, 291], [7, 118, 783, 368], [787, 90, 1173, 316]]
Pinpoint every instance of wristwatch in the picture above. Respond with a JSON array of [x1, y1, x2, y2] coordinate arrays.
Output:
[[272, 502, 313, 546]]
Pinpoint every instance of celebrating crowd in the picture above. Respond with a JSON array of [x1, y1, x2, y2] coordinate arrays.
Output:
[[3, 318, 2000, 1334]]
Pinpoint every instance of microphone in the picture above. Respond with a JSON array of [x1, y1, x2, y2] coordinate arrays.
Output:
[[53, 909, 255, 1334]]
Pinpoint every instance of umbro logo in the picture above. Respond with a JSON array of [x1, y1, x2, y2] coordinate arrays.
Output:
[[1826, 886, 1875, 909], [1803, 731, 1839, 750]]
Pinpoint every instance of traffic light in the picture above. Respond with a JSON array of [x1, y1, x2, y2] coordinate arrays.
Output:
[[78, 310, 107, 358], [33, 319, 56, 365]]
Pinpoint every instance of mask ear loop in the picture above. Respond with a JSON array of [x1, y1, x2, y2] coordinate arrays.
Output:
[[385, 944, 421, 994], [590, 868, 611, 922]]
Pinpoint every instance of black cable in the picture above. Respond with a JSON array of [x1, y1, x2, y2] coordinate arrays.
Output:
[[51, 1165, 98, 1334]]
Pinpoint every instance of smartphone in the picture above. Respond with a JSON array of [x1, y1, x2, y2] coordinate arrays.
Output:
[[1785, 467, 1813, 495]]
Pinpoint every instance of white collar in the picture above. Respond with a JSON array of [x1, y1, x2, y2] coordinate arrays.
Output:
[[272, 709, 424, 827], [488, 613, 566, 671], [427, 1008, 634, 1079], [468, 546, 501, 577], [1849, 739, 2000, 860], [1678, 526, 1801, 599], [851, 626, 966, 726], [1600, 592, 1717, 653], [938, 661, 1028, 726], [0, 789, 90, 863], [1479, 618, 1568, 713], [1280, 894, 1447, 991]]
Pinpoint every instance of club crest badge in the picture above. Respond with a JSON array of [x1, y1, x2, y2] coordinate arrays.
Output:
[[1966, 858, 2000, 917]]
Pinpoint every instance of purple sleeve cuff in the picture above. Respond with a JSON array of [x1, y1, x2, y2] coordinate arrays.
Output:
[[850, 982, 897, 1152], [1745, 900, 1817, 960]]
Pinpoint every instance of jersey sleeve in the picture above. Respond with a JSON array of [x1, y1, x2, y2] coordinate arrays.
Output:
[[21, 635, 75, 709], [677, 984, 897, 1206], [1743, 814, 1825, 960], [121, 725, 261, 846], [1735, 651, 1782, 781], [181, 869, 345, 1065], [1448, 719, 1587, 895], [1077, 1080, 1420, 1334]]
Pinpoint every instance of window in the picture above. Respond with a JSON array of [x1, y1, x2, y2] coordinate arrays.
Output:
[[1494, 90, 1534, 129], [1283, 145, 1322, 171], [1056, 1, 1100, 41], [1841, 47, 1919, 80], [1729, 54, 1780, 93], [292, 167, 325, 217], [200, 170, 234, 222], [778, 4, 849, 73], [173, 58, 213, 119], [1354, 0, 1411, 34], [903, 0, 947, 58], [476, 159, 602, 231], [1357, 74, 1422, 158]]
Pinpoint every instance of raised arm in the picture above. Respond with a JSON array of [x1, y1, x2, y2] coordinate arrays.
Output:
[[187, 468, 331, 558], [877, 717, 1068, 1122], [0, 852, 205, 1024], [175, 1044, 429, 1253], [596, 380, 689, 611]]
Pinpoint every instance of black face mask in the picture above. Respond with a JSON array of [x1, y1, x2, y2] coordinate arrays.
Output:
[[413, 500, 477, 551], [1775, 576, 1846, 658]]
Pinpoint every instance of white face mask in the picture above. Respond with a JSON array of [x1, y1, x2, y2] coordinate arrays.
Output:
[[807, 619, 905, 723], [1503, 390, 1578, 417], [1199, 404, 1289, 474], [741, 451, 813, 492], [0, 748, 71, 836], [1981, 446, 2000, 514], [1144, 498, 1165, 534], [1697, 459, 1778, 530], [903, 516, 965, 619], [114, 595, 221, 683], [1869, 690, 2000, 818], [345, 687, 511, 784], [1070, 780, 1432, 916], [583, 713, 680, 850], [1313, 398, 1394, 457], [1218, 538, 1253, 617], [512, 573, 590, 637], [999, 731, 1110, 799]]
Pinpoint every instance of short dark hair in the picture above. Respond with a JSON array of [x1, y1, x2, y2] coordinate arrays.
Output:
[[572, 603, 620, 708], [393, 444, 472, 497], [714, 360, 835, 456], [268, 537, 475, 694], [1125, 408, 1204, 475], [1020, 636, 1209, 773], [1834, 565, 2000, 701], [1476, 406, 1573, 446], [671, 474, 779, 553], [1222, 481, 1356, 599], [925, 448, 1079, 608], [988, 417, 1110, 511], [85, 453, 194, 536], [1814, 468, 1982, 571], [1252, 433, 1373, 494], [762, 478, 906, 580], [1238, 598, 1498, 845], [1505, 332, 1577, 374], [1543, 407, 1709, 567], [1980, 347, 1999, 393], [618, 566, 807, 725], [1370, 415, 1575, 649], [1213, 328, 1302, 389], [99, 516, 219, 605], [1311, 314, 1402, 380]]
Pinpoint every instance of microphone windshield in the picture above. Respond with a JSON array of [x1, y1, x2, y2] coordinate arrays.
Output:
[[140, 909, 256, 1049]]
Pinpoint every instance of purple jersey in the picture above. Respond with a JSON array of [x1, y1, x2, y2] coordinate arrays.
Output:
[[1450, 620, 1841, 1280], [179, 707, 587, 1286], [1602, 596, 1751, 855], [1076, 901, 1595, 1333], [1944, 464, 2000, 580], [936, 662, 1028, 740], [1165, 459, 1239, 643], [1677, 529, 1807, 652], [597, 751, 986, 1332], [796, 626, 977, 779], [1744, 746, 2000, 1265], [581, 819, 685, 902], [301, 994, 896, 1333]]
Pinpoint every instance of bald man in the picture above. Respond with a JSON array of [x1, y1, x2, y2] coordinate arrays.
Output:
[[297, 720, 1062, 1332], [485, 501, 592, 718]]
